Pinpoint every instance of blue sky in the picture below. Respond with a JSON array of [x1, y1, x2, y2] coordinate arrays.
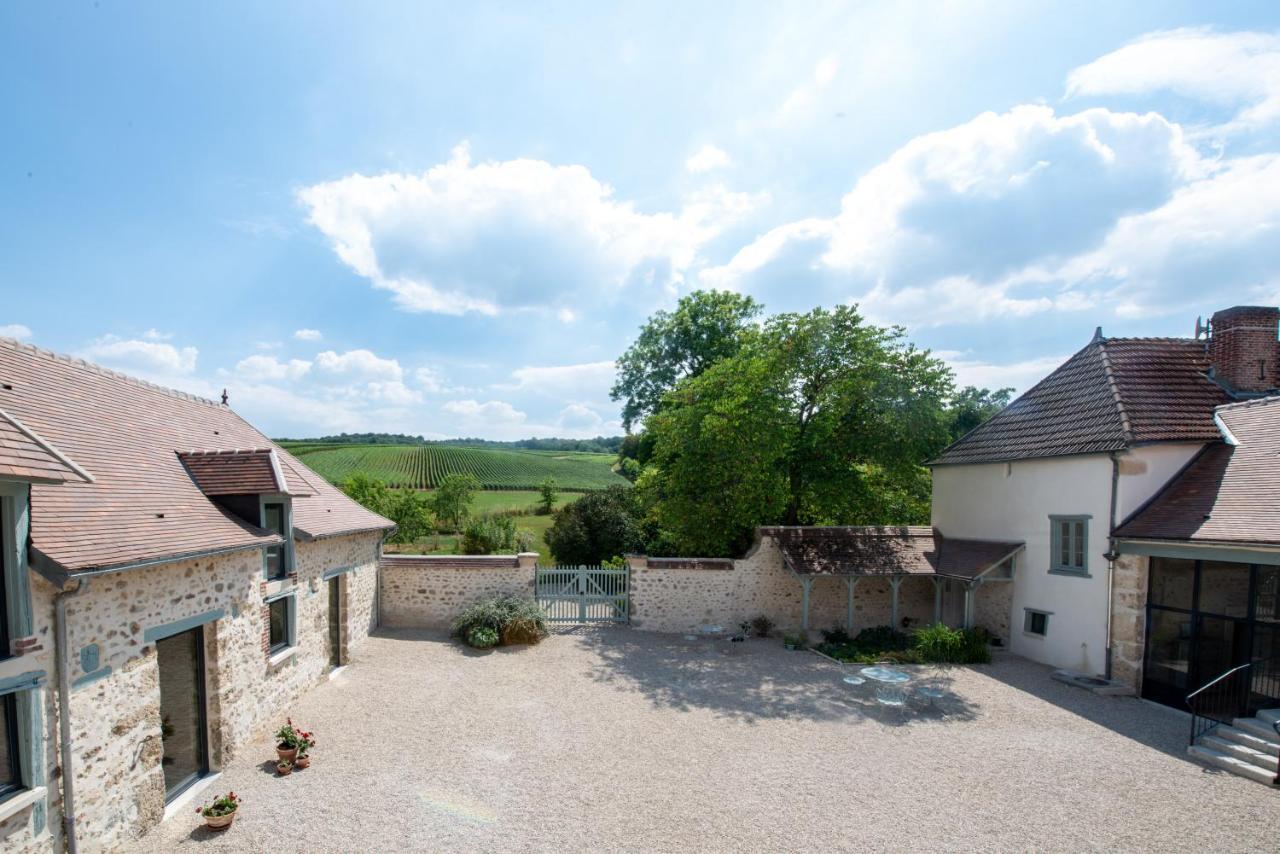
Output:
[[4, 2, 1280, 439]]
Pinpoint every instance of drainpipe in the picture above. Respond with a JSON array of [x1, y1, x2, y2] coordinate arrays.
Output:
[[54, 576, 90, 854], [1104, 452, 1120, 680]]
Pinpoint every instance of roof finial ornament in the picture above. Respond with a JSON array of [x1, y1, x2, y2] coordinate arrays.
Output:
[[220, 388, 229, 406], [1091, 326, 1104, 343], [1194, 315, 1209, 339]]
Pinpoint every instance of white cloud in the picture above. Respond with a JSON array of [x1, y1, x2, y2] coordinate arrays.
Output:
[[414, 366, 445, 393], [294, 328, 323, 341], [0, 324, 32, 341], [235, 354, 312, 381], [504, 361, 616, 396], [312, 349, 403, 383], [255, 341, 283, 350], [686, 144, 732, 174], [442, 399, 527, 425], [81, 335, 199, 375], [364, 381, 423, 406], [704, 104, 1203, 325], [141, 328, 172, 341], [556, 403, 605, 431], [298, 142, 762, 316], [937, 351, 1070, 394], [1066, 28, 1280, 133]]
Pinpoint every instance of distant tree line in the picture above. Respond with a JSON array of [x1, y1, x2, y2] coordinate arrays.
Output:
[[277, 433, 624, 454]]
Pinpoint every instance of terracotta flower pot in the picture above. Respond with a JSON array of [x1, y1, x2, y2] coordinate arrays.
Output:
[[276, 761, 293, 776], [204, 809, 237, 831], [276, 744, 298, 763], [295, 754, 311, 769]]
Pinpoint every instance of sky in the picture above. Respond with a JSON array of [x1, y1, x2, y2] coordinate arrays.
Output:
[[3, 2, 1280, 440]]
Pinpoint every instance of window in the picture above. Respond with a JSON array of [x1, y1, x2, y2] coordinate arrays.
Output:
[[262, 501, 287, 580], [1050, 515, 1089, 575], [268, 597, 291, 655], [1024, 609, 1049, 636], [0, 693, 20, 801]]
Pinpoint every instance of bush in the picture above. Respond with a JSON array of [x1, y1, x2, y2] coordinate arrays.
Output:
[[750, 615, 774, 638], [461, 514, 518, 554], [912, 623, 991, 664], [816, 623, 989, 665], [452, 595, 548, 647], [544, 485, 645, 566], [466, 626, 499, 649]]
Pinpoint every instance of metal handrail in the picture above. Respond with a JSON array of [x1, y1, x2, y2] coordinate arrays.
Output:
[[1186, 655, 1280, 784]]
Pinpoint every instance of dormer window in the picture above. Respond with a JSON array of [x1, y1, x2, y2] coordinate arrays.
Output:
[[260, 498, 292, 580]]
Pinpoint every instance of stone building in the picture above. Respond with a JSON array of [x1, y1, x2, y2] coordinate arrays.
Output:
[[0, 338, 392, 852]]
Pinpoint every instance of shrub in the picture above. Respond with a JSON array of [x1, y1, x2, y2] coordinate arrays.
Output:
[[750, 615, 774, 638], [818, 623, 990, 665], [820, 626, 851, 645], [783, 631, 807, 648], [196, 791, 240, 818], [912, 623, 991, 664], [452, 595, 548, 647], [466, 626, 499, 649], [544, 485, 645, 565], [515, 530, 536, 553], [461, 514, 518, 554]]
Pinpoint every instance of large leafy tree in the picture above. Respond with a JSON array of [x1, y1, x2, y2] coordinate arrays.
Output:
[[946, 386, 1014, 443], [430, 473, 480, 533], [639, 306, 955, 556], [544, 485, 646, 566], [611, 290, 762, 431]]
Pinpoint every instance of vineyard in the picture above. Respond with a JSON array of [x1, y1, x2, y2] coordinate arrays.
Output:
[[280, 442, 628, 491]]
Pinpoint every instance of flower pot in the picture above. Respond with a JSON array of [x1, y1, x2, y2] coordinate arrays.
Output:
[[276, 744, 298, 763], [295, 754, 311, 769], [204, 809, 237, 831], [276, 762, 293, 776]]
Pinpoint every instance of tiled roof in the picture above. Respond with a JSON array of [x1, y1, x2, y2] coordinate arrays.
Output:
[[762, 526, 1023, 579], [178, 449, 291, 496], [1114, 397, 1280, 546], [932, 337, 1228, 465], [0, 337, 392, 575], [0, 407, 91, 484]]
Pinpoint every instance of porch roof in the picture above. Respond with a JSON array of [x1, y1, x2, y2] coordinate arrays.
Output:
[[763, 526, 1023, 580]]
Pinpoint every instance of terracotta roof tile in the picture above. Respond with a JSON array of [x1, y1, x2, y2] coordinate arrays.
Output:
[[0, 407, 91, 484], [179, 449, 286, 496], [1115, 396, 1280, 546], [932, 337, 1228, 465], [762, 526, 1023, 579], [0, 338, 392, 574]]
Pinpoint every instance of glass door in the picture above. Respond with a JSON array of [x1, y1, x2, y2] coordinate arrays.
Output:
[[157, 627, 208, 800]]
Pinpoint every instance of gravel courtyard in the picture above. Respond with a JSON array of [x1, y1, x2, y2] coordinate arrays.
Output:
[[137, 628, 1275, 853]]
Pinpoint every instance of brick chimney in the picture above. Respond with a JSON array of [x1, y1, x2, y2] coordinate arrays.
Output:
[[1208, 305, 1280, 394]]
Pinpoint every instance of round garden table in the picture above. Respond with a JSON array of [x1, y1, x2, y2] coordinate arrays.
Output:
[[860, 665, 911, 706]]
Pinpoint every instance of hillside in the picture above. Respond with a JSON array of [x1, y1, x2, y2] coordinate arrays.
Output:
[[281, 441, 627, 491]]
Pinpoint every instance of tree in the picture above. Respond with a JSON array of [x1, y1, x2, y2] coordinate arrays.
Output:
[[386, 489, 432, 544], [461, 514, 518, 554], [639, 305, 955, 556], [544, 485, 646, 566], [611, 290, 762, 431], [430, 473, 479, 533], [342, 474, 391, 517], [537, 478, 558, 515], [946, 386, 1014, 443]]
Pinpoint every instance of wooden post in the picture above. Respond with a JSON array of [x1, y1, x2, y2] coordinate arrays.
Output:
[[889, 576, 902, 629], [800, 577, 813, 632], [845, 577, 859, 632]]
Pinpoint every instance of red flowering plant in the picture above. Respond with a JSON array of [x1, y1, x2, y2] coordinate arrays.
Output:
[[296, 727, 316, 757], [276, 718, 316, 755], [196, 791, 240, 818]]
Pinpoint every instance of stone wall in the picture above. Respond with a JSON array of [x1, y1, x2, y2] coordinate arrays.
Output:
[[16, 530, 380, 851], [628, 539, 941, 636], [975, 582, 1013, 643], [378, 554, 539, 629], [1109, 553, 1148, 691]]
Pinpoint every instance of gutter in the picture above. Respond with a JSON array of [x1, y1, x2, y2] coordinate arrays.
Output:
[[54, 577, 91, 854]]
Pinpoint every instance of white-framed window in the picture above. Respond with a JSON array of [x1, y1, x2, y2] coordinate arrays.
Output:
[[265, 592, 297, 659], [1049, 515, 1089, 576], [259, 496, 293, 581]]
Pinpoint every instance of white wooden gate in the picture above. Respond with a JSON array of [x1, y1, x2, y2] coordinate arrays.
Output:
[[535, 566, 629, 623]]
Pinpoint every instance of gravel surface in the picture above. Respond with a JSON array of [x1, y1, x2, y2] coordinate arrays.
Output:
[[135, 628, 1277, 853]]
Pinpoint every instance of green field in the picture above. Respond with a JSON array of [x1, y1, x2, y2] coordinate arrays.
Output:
[[381, 489, 573, 562], [281, 442, 626, 491]]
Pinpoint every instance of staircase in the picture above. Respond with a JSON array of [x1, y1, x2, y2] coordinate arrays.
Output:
[[1188, 708, 1280, 787]]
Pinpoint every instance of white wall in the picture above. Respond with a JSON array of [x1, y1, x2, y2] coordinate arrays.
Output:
[[931, 443, 1204, 677]]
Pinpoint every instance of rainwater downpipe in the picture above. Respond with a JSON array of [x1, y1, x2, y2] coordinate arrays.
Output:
[[55, 576, 90, 854], [1104, 452, 1120, 681]]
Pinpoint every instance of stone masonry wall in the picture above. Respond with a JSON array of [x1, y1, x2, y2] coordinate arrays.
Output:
[[378, 554, 539, 629], [1110, 552, 1148, 692], [21, 530, 380, 852]]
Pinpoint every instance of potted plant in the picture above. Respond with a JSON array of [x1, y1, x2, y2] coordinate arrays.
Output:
[[196, 791, 240, 830], [294, 728, 316, 769], [275, 718, 301, 763], [276, 759, 294, 776], [783, 631, 806, 651]]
